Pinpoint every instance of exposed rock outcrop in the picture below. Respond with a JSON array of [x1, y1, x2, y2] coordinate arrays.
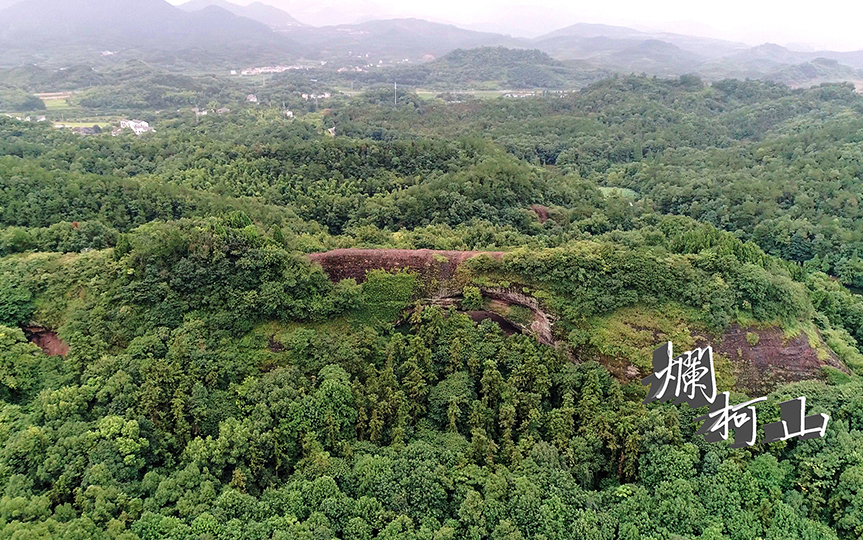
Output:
[[308, 248, 504, 284], [712, 324, 849, 395]]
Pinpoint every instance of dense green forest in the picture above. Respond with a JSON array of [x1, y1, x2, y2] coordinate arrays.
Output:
[[0, 73, 862, 539], [298, 48, 614, 90]]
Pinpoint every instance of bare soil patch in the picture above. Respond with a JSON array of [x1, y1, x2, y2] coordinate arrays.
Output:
[[23, 326, 70, 356], [530, 205, 551, 223]]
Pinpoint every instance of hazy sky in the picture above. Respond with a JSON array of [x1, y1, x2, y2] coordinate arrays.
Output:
[[167, 0, 863, 51]]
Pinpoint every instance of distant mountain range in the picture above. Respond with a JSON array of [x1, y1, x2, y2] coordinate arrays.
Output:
[[179, 0, 306, 29], [320, 46, 614, 90], [534, 23, 749, 60], [283, 18, 523, 60], [1, 0, 863, 88], [0, 0, 282, 49]]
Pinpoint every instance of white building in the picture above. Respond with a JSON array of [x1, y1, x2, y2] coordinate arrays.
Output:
[[301, 92, 331, 101], [119, 120, 154, 136], [240, 65, 304, 76]]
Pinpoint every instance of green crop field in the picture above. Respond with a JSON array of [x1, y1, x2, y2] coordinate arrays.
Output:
[[53, 120, 112, 129], [44, 99, 72, 109]]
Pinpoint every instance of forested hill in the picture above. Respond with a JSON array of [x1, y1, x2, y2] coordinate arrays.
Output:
[[330, 77, 863, 289], [178, 0, 306, 30], [0, 75, 862, 538], [0, 0, 298, 68]]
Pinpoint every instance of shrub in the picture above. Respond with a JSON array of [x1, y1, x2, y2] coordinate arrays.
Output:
[[745, 332, 760, 346], [462, 286, 483, 311]]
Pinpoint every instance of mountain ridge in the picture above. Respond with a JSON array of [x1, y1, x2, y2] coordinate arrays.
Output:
[[179, 0, 306, 29], [0, 0, 285, 50], [2, 3, 863, 87], [282, 17, 526, 59]]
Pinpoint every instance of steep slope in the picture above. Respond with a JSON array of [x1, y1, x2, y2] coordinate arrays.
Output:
[[179, 0, 306, 29]]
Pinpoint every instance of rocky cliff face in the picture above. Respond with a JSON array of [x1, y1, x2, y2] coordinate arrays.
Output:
[[309, 249, 559, 344], [309, 249, 851, 391], [711, 324, 849, 395], [308, 248, 504, 284]]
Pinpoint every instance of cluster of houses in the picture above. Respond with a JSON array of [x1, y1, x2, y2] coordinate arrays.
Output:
[[502, 91, 539, 99], [237, 65, 305, 76], [302, 92, 331, 101], [194, 107, 231, 117], [113, 120, 154, 136], [3, 114, 157, 137], [3, 114, 47, 122]]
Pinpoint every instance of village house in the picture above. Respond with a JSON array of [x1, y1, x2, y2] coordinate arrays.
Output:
[[240, 65, 304, 76], [301, 92, 331, 101], [118, 120, 154, 136]]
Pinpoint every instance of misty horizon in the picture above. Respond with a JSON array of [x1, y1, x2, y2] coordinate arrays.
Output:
[[158, 0, 863, 52]]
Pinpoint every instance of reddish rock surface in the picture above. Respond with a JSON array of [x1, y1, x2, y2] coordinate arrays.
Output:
[[308, 249, 562, 345], [712, 324, 849, 395], [308, 249, 504, 283], [23, 326, 70, 356], [308, 250, 847, 389], [530, 205, 551, 223]]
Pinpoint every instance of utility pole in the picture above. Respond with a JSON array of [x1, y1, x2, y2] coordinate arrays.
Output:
[[394, 81, 397, 106]]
